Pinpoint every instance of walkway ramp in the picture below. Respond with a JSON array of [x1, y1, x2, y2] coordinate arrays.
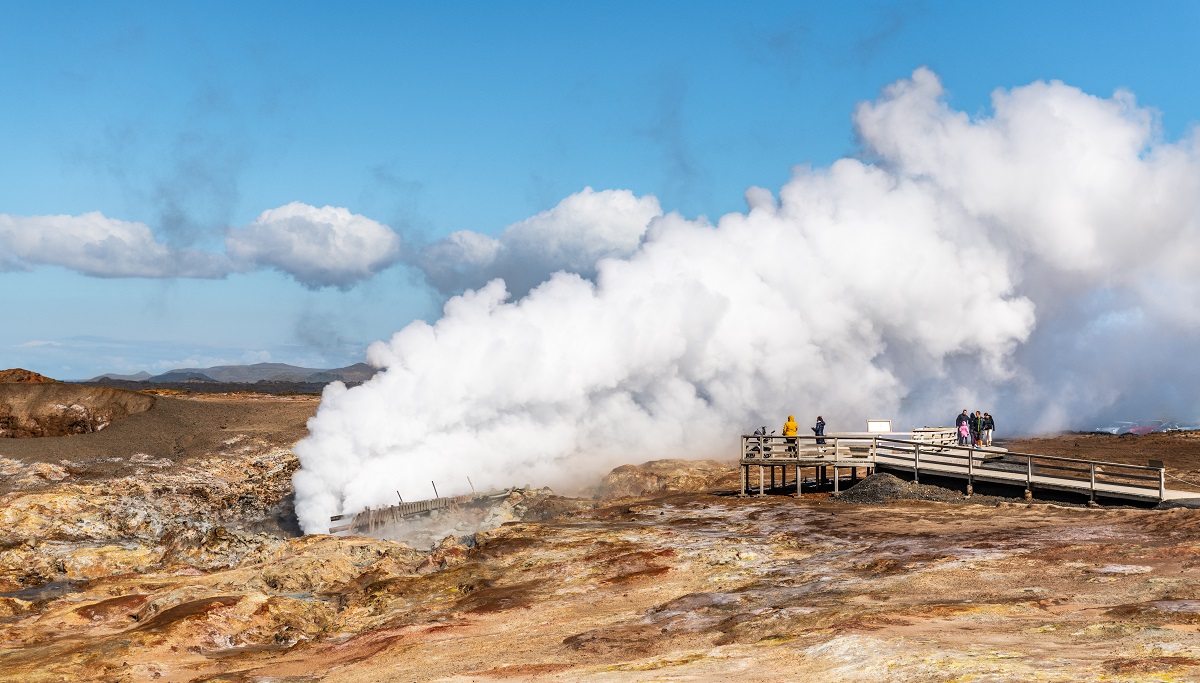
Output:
[[740, 431, 1184, 504], [328, 488, 516, 535]]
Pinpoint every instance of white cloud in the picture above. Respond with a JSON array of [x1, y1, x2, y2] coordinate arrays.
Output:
[[226, 202, 402, 289], [0, 212, 229, 278], [1, 202, 404, 289], [414, 187, 662, 297]]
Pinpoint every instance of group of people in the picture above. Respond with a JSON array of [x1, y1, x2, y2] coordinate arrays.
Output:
[[955, 409, 995, 448]]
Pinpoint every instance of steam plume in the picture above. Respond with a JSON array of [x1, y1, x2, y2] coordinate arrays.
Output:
[[293, 68, 1200, 532]]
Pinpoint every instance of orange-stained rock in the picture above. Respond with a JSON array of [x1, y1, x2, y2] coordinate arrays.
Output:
[[594, 458, 740, 499], [0, 368, 56, 383]]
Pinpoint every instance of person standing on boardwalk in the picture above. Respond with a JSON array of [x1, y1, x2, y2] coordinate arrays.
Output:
[[812, 416, 826, 445], [783, 415, 798, 453], [982, 412, 995, 446], [955, 410, 970, 445], [970, 410, 983, 449]]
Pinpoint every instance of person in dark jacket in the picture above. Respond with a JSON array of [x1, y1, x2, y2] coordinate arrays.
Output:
[[955, 410, 969, 445], [970, 410, 983, 448], [812, 416, 826, 445], [982, 413, 995, 446]]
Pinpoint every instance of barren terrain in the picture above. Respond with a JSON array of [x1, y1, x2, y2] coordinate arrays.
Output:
[[3, 388, 1200, 681]]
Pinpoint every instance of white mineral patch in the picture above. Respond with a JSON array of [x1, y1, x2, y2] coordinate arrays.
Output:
[[1088, 564, 1153, 574]]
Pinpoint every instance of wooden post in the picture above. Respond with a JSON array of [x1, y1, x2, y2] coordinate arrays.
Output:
[[1160, 467, 1167, 501], [431, 481, 440, 499], [833, 466, 839, 496], [1025, 455, 1033, 499], [1089, 462, 1096, 505], [967, 447, 974, 497], [914, 444, 921, 486], [741, 465, 747, 497], [759, 464, 765, 497]]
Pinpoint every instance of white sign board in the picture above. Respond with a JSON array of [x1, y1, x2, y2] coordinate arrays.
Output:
[[866, 419, 892, 433]]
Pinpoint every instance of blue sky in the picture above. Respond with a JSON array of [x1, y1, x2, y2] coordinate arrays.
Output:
[[3, 1, 1199, 379]]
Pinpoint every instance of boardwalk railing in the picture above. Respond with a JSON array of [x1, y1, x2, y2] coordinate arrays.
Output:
[[740, 432, 1167, 503], [329, 488, 516, 535]]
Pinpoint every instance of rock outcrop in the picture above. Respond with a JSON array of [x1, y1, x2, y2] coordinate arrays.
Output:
[[0, 368, 57, 383], [593, 458, 740, 499], [0, 384, 155, 438]]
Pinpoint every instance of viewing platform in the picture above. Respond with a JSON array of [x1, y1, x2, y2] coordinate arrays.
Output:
[[740, 429, 1190, 504]]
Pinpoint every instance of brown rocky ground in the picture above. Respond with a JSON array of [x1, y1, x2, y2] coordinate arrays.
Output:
[[0, 390, 316, 488], [3, 393, 1200, 681]]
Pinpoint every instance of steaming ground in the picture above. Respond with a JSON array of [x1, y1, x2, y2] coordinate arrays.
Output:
[[294, 68, 1200, 533]]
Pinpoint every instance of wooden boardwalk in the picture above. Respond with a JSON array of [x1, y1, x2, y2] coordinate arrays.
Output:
[[740, 432, 1189, 504]]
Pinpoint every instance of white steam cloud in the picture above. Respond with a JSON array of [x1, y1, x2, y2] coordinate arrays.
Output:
[[290, 67, 1200, 532]]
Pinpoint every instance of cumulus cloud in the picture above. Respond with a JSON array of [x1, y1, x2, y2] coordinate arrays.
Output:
[[0, 212, 229, 278], [226, 202, 402, 289], [413, 187, 662, 297], [2, 202, 404, 289], [292, 67, 1200, 532]]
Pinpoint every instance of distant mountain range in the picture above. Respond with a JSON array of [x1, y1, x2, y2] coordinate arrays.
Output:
[[88, 362, 377, 384]]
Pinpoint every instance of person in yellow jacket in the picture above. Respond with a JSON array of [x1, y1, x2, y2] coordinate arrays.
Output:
[[783, 415, 798, 436], [783, 415, 798, 454]]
